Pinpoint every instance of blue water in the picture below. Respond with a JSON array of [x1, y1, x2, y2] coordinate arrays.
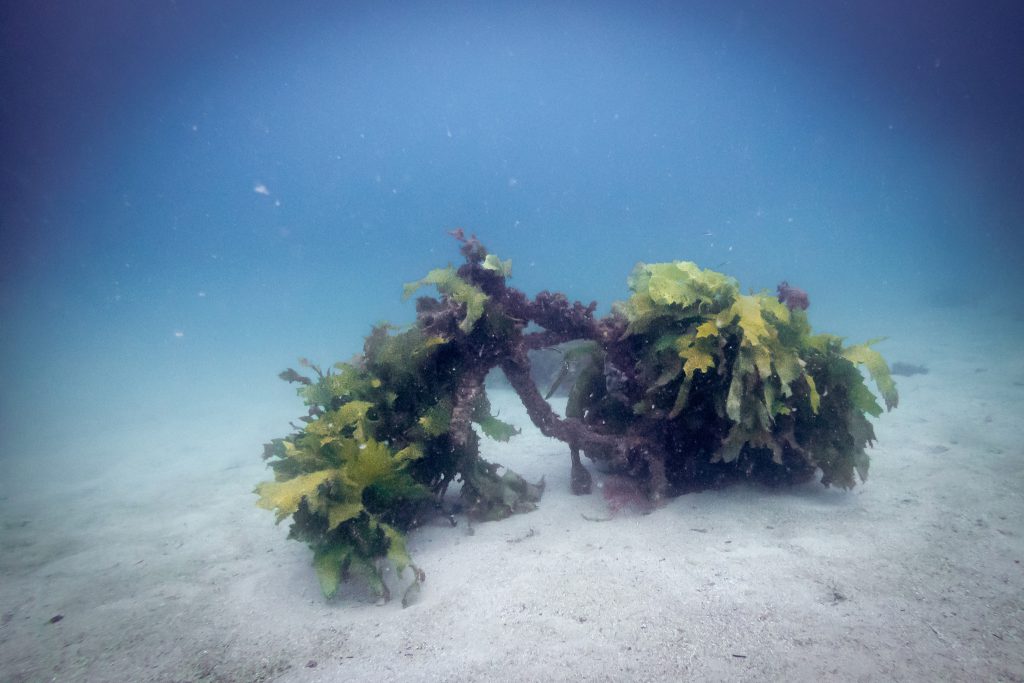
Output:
[[2, 1, 1022, 454]]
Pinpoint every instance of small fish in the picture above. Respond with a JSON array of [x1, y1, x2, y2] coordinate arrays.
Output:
[[253, 183, 270, 196]]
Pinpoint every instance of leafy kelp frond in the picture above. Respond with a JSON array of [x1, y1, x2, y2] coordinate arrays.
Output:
[[474, 412, 520, 442], [471, 392, 520, 442], [629, 261, 739, 310], [842, 340, 899, 411], [767, 338, 804, 400], [459, 457, 545, 522], [804, 374, 821, 414], [363, 325, 441, 389], [312, 542, 349, 599], [327, 501, 364, 530], [482, 253, 512, 278], [304, 400, 375, 445], [620, 261, 740, 335], [565, 345, 607, 420], [676, 337, 716, 379], [403, 266, 488, 333], [716, 294, 771, 346], [342, 439, 403, 490], [418, 399, 453, 436], [265, 438, 332, 478], [310, 517, 424, 604], [297, 362, 374, 409], [543, 340, 601, 400], [309, 515, 390, 600], [255, 469, 339, 523]]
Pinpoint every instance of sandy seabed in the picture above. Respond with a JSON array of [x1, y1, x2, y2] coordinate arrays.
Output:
[[2, 309, 1023, 682]]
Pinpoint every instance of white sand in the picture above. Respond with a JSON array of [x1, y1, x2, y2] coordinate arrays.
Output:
[[2, 308, 1022, 682]]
